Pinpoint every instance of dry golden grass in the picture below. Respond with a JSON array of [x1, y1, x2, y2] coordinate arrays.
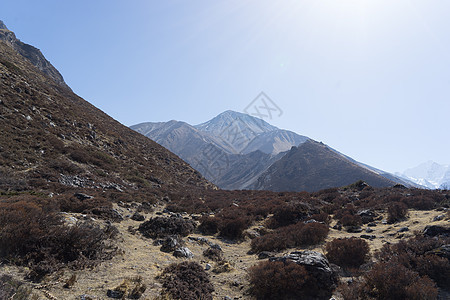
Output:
[[1, 205, 448, 300]]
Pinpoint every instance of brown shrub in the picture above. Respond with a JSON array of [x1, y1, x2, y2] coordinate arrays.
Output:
[[251, 222, 329, 253], [387, 202, 408, 223], [267, 202, 309, 228], [198, 216, 220, 235], [363, 262, 438, 300], [340, 213, 362, 227], [218, 217, 249, 240], [203, 247, 223, 262], [325, 237, 370, 268], [377, 234, 450, 287], [0, 197, 118, 280], [138, 216, 195, 239], [158, 261, 214, 300], [249, 260, 332, 300]]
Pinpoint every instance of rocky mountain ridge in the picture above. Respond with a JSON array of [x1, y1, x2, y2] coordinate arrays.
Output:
[[0, 20, 69, 89]]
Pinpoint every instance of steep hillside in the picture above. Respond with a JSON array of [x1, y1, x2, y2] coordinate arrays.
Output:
[[251, 140, 395, 192], [0, 20, 69, 89], [0, 38, 213, 198]]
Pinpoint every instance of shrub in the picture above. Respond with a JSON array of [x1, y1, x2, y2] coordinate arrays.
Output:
[[249, 260, 332, 300], [325, 237, 370, 268], [198, 215, 220, 235], [0, 198, 118, 280], [340, 213, 362, 227], [251, 222, 329, 253], [203, 247, 223, 262], [138, 216, 195, 239], [363, 262, 437, 300], [267, 202, 309, 228], [387, 202, 408, 223], [218, 217, 249, 240], [377, 234, 450, 287], [158, 261, 214, 300]]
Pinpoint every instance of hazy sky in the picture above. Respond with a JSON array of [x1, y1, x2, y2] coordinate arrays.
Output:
[[2, 0, 450, 173]]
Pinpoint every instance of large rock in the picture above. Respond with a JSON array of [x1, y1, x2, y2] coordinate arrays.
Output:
[[423, 225, 450, 237], [270, 251, 337, 299], [173, 247, 194, 258]]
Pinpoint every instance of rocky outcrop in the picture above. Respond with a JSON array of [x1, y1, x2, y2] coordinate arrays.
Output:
[[0, 20, 70, 89]]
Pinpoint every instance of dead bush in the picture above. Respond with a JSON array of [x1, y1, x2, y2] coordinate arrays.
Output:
[[325, 237, 369, 268], [387, 201, 408, 223], [138, 216, 195, 239], [203, 247, 223, 262], [249, 260, 330, 300], [251, 222, 329, 253], [377, 234, 450, 287], [0, 198, 118, 281], [198, 215, 220, 235], [158, 261, 214, 300], [364, 262, 437, 300], [267, 202, 309, 228]]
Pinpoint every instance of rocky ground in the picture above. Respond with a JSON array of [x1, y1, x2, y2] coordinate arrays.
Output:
[[1, 202, 448, 300]]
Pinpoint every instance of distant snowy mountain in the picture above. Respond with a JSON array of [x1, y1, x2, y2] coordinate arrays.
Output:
[[398, 161, 450, 189]]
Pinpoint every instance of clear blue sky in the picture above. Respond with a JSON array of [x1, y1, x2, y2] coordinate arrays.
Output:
[[2, 0, 450, 173]]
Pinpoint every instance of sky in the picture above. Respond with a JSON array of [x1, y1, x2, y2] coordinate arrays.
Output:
[[2, 0, 450, 173]]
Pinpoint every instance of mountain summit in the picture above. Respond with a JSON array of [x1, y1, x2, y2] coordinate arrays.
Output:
[[0, 20, 8, 30], [0, 20, 69, 89]]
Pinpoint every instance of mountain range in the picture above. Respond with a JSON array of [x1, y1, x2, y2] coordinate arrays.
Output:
[[132, 111, 415, 192], [398, 161, 450, 189]]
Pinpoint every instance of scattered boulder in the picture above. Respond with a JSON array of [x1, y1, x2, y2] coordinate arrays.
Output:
[[426, 244, 450, 259], [433, 214, 445, 222], [74, 192, 93, 200], [398, 227, 409, 233], [346, 226, 362, 233], [173, 247, 194, 258], [360, 234, 376, 240], [357, 209, 377, 224], [258, 251, 275, 259], [423, 225, 450, 237], [332, 224, 342, 230], [131, 212, 145, 221], [160, 236, 183, 253]]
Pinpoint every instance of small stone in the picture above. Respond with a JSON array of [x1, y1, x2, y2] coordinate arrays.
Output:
[[360, 234, 376, 240], [433, 215, 445, 222], [365, 228, 374, 233], [398, 227, 409, 233], [205, 263, 212, 270], [131, 212, 145, 221], [74, 192, 93, 200]]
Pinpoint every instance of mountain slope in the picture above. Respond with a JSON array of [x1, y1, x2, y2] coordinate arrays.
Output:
[[0, 28, 212, 197], [251, 140, 395, 192]]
